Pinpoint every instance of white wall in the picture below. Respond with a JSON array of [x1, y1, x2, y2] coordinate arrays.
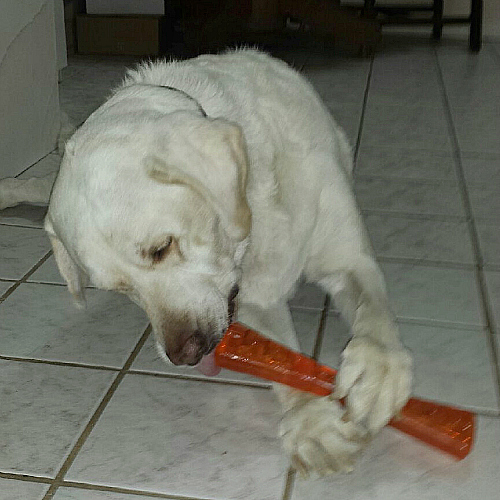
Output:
[[0, 0, 61, 177]]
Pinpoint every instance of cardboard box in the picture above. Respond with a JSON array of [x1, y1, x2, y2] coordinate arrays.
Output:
[[76, 14, 165, 56]]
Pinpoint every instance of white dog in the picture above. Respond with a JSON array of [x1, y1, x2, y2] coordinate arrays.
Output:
[[2, 49, 412, 476]]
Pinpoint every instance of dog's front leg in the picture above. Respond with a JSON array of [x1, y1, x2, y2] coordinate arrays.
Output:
[[237, 301, 368, 477], [318, 256, 412, 435]]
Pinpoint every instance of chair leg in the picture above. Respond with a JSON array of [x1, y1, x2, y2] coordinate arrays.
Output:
[[432, 0, 444, 40], [469, 0, 483, 52]]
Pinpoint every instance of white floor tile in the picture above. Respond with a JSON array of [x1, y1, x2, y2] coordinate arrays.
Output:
[[364, 214, 474, 264], [66, 375, 287, 500], [291, 416, 500, 500], [438, 47, 500, 109], [443, 75, 500, 109], [461, 152, 500, 187], [356, 147, 457, 182], [52, 488, 159, 500], [484, 272, 500, 331], [476, 223, 500, 269], [59, 79, 114, 125], [319, 316, 497, 412], [381, 263, 483, 326], [0, 478, 49, 500], [468, 184, 500, 224], [0, 360, 114, 477], [367, 72, 443, 106], [326, 102, 363, 145], [452, 104, 500, 155], [398, 323, 498, 412], [304, 64, 370, 104], [0, 283, 148, 366], [361, 103, 452, 151], [373, 48, 437, 73], [355, 178, 465, 217], [288, 281, 327, 311], [0, 226, 51, 279], [0, 280, 14, 296], [18, 152, 61, 179], [28, 254, 65, 284]]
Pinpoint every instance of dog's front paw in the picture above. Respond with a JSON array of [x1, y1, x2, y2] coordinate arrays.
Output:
[[279, 395, 368, 477], [335, 336, 412, 434]]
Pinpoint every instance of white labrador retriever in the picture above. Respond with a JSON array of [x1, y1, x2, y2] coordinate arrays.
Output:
[[3, 49, 412, 476]]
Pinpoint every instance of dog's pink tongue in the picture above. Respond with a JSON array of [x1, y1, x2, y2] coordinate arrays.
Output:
[[196, 350, 221, 377]]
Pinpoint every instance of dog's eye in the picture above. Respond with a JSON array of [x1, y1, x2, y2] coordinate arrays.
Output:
[[150, 237, 173, 263]]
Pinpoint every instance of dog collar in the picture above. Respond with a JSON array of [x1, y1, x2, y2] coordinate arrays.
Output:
[[127, 83, 207, 117], [157, 85, 207, 117]]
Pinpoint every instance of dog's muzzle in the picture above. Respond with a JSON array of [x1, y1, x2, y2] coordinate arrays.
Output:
[[167, 284, 240, 370]]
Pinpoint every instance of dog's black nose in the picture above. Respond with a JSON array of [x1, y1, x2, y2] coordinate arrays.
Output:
[[168, 331, 207, 366]]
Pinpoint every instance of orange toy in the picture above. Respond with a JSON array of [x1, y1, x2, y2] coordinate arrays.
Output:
[[215, 322, 474, 460]]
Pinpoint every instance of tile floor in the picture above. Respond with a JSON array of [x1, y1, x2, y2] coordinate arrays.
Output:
[[1, 36, 500, 500]]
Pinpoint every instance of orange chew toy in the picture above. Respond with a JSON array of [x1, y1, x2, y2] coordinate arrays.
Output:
[[215, 322, 474, 460]]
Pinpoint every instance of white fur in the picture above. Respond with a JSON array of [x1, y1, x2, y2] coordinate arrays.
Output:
[[5, 49, 413, 476]]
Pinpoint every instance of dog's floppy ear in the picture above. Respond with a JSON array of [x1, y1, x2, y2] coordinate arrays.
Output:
[[44, 218, 88, 308], [146, 117, 251, 242]]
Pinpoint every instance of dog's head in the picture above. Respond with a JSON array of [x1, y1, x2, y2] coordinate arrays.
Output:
[[45, 96, 251, 372]]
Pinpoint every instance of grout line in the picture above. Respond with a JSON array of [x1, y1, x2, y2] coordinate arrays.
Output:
[[0, 222, 46, 229], [394, 316, 485, 331], [42, 324, 153, 500], [354, 141, 454, 153], [14, 150, 58, 178], [52, 480, 211, 500], [127, 368, 272, 390], [21, 280, 66, 286], [289, 304, 328, 313], [375, 255, 476, 271], [353, 55, 375, 167], [327, 303, 486, 331], [434, 48, 500, 411], [360, 209, 466, 222], [0, 472, 53, 484], [0, 250, 52, 303], [355, 173, 460, 185], [471, 408, 500, 418], [0, 355, 121, 372], [0, 351, 272, 391], [360, 210, 466, 222], [0, 281, 17, 302]]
